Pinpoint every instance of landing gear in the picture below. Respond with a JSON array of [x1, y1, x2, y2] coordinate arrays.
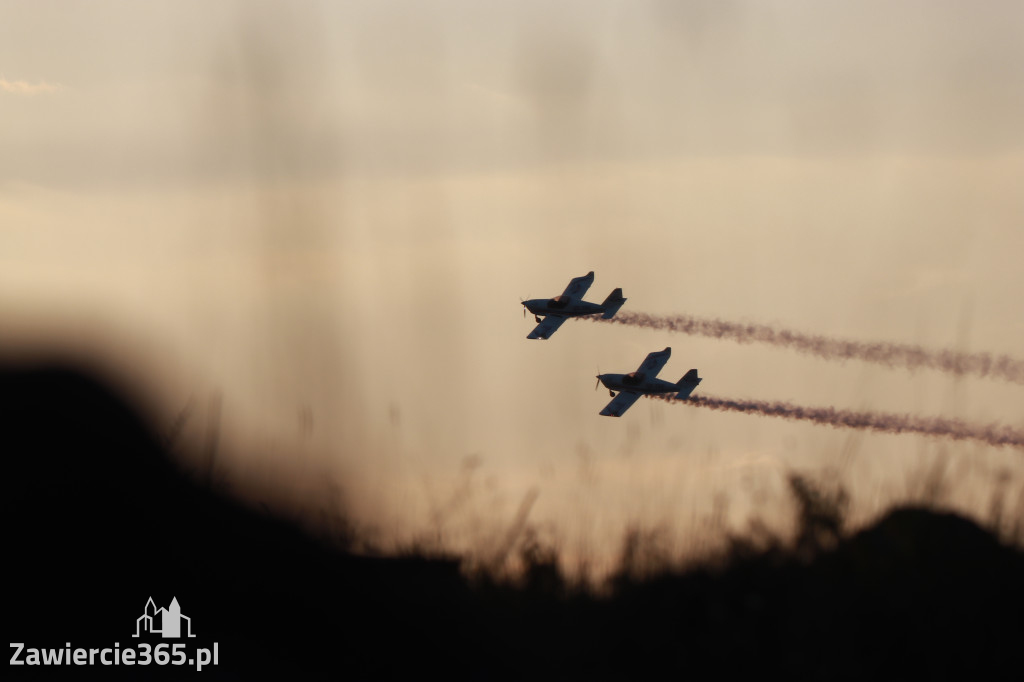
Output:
[[609, 390, 616, 397], [534, 315, 543, 324]]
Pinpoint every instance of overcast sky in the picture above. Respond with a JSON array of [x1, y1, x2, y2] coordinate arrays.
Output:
[[3, 0, 1022, 574]]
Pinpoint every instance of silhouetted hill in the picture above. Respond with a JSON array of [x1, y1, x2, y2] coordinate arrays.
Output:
[[4, 361, 1021, 679]]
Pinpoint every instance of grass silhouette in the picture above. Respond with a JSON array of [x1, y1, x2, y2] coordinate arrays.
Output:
[[4, 360, 1021, 679]]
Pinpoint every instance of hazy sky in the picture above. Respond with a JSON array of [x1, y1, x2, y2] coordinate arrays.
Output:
[[3, 0, 1022, 575]]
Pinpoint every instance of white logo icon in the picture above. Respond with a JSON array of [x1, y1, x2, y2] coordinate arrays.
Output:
[[132, 597, 196, 638]]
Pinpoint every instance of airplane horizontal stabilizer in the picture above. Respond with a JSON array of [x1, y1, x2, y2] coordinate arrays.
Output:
[[600, 288, 627, 319], [675, 369, 702, 399]]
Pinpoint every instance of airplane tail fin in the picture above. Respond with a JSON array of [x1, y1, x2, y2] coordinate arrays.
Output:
[[675, 369, 701, 399], [600, 288, 627, 319]]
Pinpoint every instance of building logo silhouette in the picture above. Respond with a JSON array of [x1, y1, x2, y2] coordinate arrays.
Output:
[[132, 597, 196, 638]]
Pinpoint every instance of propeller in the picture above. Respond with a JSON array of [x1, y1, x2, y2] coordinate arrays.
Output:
[[595, 365, 602, 391]]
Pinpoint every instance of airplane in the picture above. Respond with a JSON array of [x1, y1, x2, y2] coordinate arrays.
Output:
[[595, 347, 702, 417], [521, 271, 627, 340]]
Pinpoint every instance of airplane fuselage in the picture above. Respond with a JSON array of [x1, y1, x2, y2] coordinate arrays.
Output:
[[522, 298, 606, 318], [597, 373, 680, 395]]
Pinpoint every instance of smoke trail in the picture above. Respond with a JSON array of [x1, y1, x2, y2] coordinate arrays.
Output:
[[587, 312, 1024, 384], [652, 394, 1024, 449]]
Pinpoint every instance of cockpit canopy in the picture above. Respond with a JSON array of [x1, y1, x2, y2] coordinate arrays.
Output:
[[547, 295, 571, 310], [622, 372, 646, 386]]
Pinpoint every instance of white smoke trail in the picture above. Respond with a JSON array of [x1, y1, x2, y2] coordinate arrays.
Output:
[[588, 312, 1024, 384], [651, 394, 1024, 449]]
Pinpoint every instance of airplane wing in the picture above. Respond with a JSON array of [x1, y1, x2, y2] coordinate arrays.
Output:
[[560, 271, 594, 302], [600, 391, 641, 417], [635, 347, 671, 377], [527, 315, 567, 340]]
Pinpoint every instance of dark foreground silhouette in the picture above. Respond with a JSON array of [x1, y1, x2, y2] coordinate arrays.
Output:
[[4, 361, 1022, 680]]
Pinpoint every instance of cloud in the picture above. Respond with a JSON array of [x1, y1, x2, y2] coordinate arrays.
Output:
[[0, 77, 61, 95]]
